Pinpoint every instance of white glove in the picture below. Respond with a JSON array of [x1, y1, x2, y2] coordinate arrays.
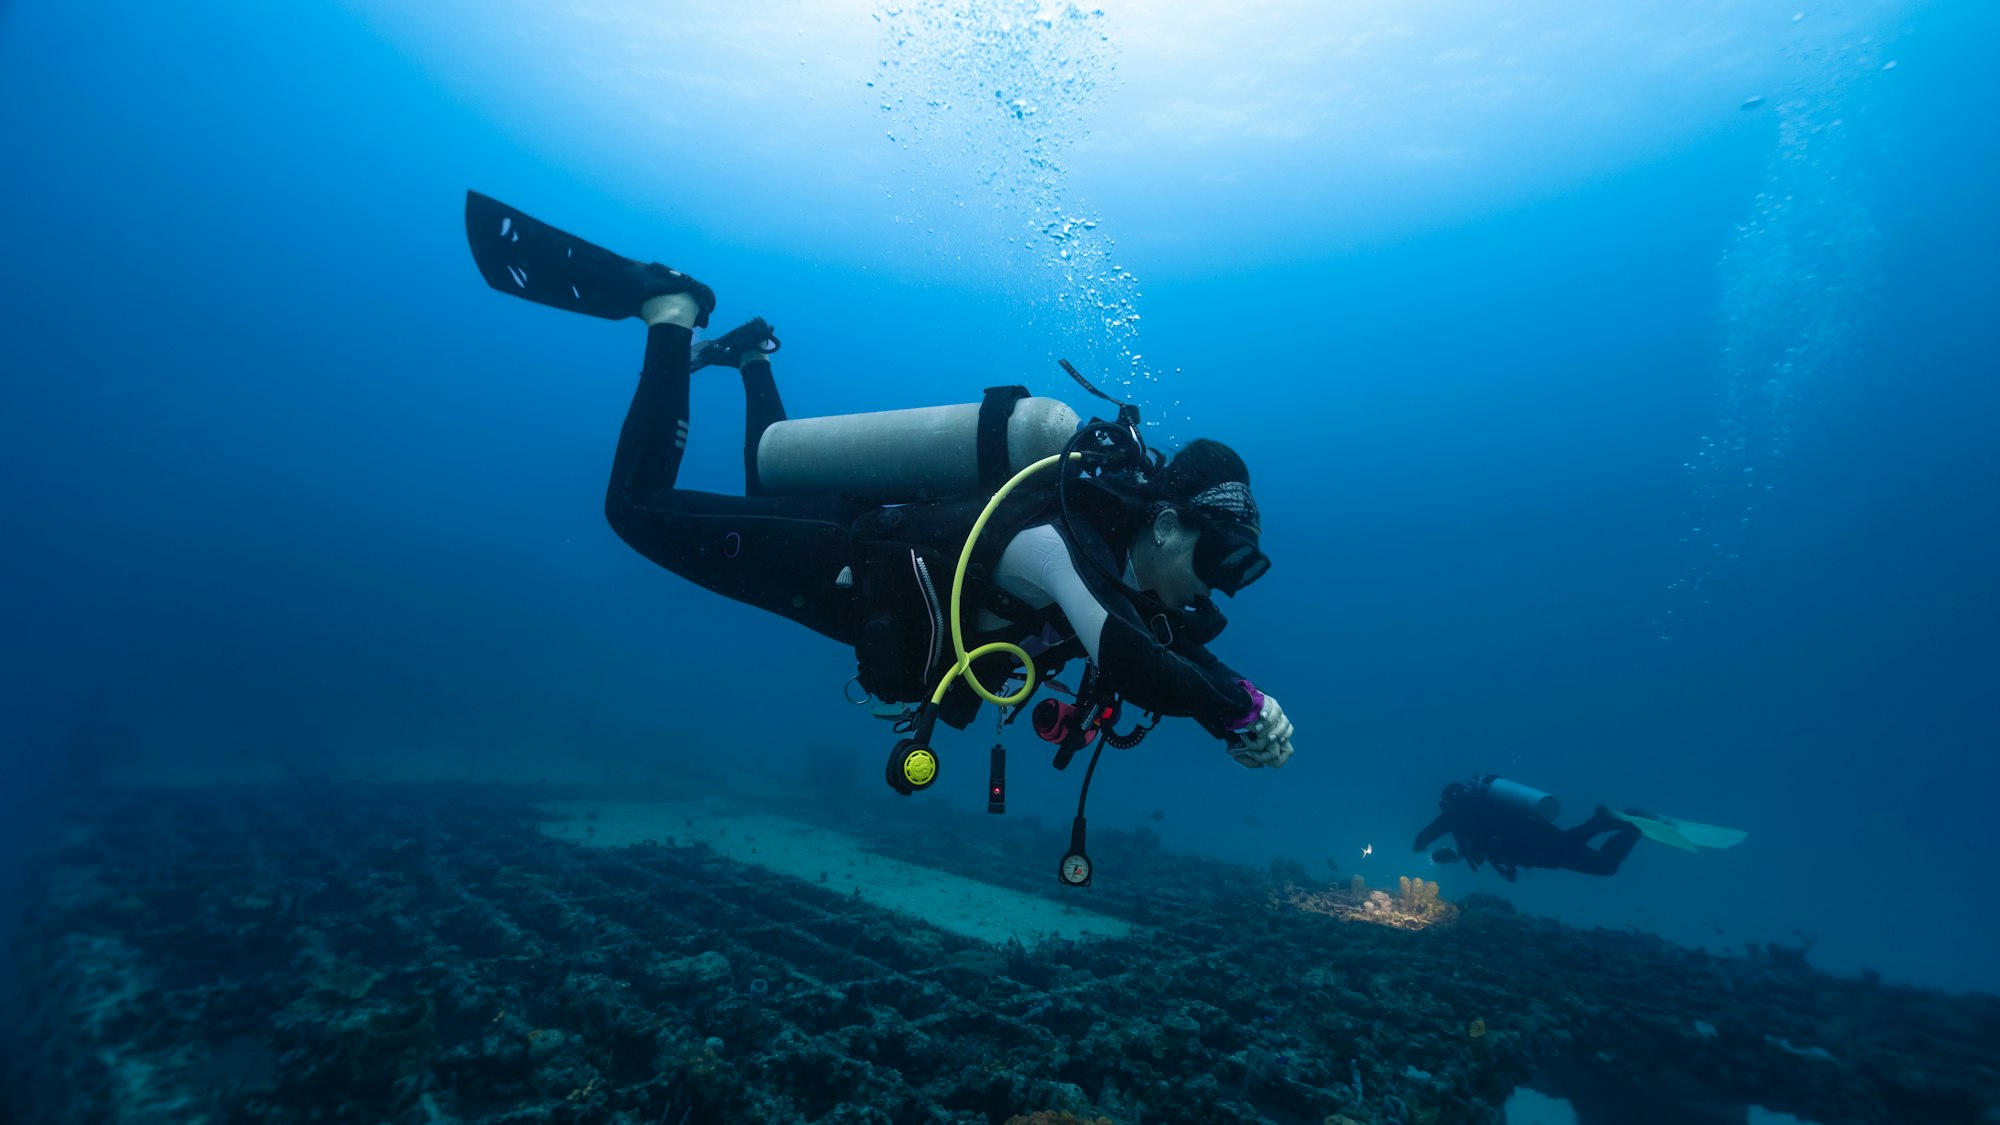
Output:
[[1226, 694, 1294, 769]]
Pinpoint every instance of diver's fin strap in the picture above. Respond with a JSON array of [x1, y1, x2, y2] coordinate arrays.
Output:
[[977, 385, 1032, 488]]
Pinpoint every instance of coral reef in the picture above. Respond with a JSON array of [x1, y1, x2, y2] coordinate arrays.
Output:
[[1280, 874, 1458, 931], [4, 784, 1997, 1125]]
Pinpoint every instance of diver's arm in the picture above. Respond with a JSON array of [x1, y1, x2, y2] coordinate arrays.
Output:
[[1097, 617, 1262, 737], [1168, 634, 1230, 672], [1414, 812, 1453, 852], [1012, 526, 1256, 736], [998, 525, 1112, 661]]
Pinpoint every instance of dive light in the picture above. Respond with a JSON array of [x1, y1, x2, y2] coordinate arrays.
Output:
[[988, 742, 1006, 814]]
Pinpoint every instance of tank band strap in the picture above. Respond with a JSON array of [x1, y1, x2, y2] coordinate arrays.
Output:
[[977, 385, 1032, 488]]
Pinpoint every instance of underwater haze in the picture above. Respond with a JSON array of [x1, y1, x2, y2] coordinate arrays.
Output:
[[3, 0, 1998, 1122]]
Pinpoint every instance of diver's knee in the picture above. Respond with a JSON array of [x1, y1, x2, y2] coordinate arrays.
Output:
[[604, 491, 643, 544]]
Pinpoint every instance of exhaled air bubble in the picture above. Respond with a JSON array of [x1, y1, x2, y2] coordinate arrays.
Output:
[[507, 265, 527, 289], [500, 217, 512, 237]]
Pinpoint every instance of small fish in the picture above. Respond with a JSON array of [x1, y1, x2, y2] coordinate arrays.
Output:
[[1325, 857, 1340, 872], [1740, 95, 1766, 111], [1241, 815, 1262, 828], [1361, 843, 1374, 859], [1147, 809, 1166, 821]]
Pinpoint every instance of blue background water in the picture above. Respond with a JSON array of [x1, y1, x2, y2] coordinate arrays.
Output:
[[2, 0, 1995, 1006]]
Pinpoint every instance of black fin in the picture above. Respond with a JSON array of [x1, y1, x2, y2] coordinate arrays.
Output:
[[691, 317, 782, 371], [464, 190, 713, 324]]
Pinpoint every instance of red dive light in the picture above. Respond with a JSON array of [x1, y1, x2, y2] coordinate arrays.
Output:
[[1032, 698, 1116, 746]]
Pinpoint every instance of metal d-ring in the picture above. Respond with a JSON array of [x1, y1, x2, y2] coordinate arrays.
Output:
[[843, 675, 873, 705]]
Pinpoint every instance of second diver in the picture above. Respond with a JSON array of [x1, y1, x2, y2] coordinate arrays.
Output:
[[1414, 775, 1746, 881]]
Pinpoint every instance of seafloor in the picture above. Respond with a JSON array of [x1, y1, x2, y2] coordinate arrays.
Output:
[[5, 780, 1996, 1125]]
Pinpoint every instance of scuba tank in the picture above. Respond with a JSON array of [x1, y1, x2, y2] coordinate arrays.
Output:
[[756, 389, 1081, 501], [1476, 775, 1561, 821]]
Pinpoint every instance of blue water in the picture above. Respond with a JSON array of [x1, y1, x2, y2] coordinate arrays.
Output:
[[1, 0, 1994, 1038]]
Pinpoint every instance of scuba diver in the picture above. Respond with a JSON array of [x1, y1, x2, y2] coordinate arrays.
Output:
[[1413, 776, 1747, 880], [463, 191, 1295, 808]]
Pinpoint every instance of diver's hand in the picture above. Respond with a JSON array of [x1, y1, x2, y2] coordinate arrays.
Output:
[[1226, 694, 1294, 768]]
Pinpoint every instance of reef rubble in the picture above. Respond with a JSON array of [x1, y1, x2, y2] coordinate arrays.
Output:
[[5, 783, 1996, 1124]]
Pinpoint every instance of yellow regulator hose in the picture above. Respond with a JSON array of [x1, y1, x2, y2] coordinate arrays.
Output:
[[930, 452, 1081, 709]]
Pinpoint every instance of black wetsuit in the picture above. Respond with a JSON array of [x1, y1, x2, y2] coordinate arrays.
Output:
[[602, 322, 1259, 734], [1414, 793, 1641, 880], [604, 323, 865, 643]]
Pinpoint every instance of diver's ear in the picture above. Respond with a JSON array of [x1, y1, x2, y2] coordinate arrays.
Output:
[[1151, 506, 1184, 545]]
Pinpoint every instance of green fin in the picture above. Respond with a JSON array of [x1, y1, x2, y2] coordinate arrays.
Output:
[[1611, 809, 1748, 852]]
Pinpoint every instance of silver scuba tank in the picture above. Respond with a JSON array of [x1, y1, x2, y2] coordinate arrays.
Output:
[[755, 395, 1081, 502], [1476, 775, 1561, 821]]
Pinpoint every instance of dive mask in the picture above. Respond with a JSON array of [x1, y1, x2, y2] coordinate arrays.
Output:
[[1188, 482, 1270, 596]]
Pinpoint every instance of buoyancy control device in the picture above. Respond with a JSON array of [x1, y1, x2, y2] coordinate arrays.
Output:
[[867, 362, 1172, 889], [735, 359, 1183, 888]]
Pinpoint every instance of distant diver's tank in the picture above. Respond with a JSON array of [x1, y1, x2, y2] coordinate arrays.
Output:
[[755, 391, 1080, 502], [1476, 775, 1561, 821]]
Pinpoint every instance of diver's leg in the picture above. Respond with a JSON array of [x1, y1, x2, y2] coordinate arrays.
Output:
[[1593, 822, 1642, 874], [605, 318, 699, 504], [606, 307, 785, 501], [604, 308, 858, 643], [613, 487, 861, 643], [741, 354, 786, 496], [1562, 806, 1623, 842], [694, 316, 786, 494], [1559, 814, 1641, 876]]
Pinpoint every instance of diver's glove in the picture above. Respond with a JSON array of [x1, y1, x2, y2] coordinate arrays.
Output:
[[1226, 692, 1293, 769]]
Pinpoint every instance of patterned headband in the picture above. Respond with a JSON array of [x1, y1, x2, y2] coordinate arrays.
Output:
[[1188, 481, 1260, 532]]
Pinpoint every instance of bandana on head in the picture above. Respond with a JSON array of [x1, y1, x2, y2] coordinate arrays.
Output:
[[1189, 481, 1260, 532]]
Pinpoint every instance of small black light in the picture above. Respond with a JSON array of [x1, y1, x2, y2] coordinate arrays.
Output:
[[987, 743, 1007, 814]]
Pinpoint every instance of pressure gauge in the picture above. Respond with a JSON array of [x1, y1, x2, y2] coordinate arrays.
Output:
[[1059, 851, 1093, 887]]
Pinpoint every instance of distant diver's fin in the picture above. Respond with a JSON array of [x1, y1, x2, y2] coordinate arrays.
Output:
[[1610, 809, 1748, 852], [464, 190, 713, 325]]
